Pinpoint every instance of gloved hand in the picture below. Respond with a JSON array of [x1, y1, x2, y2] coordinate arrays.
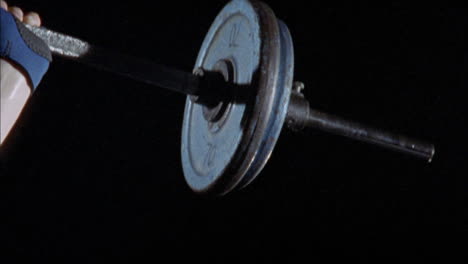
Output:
[[0, 1, 51, 144]]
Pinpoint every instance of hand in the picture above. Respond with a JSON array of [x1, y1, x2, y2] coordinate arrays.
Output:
[[1, 1, 41, 26], [0, 1, 44, 144]]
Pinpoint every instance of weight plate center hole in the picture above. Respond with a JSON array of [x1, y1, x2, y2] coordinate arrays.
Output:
[[202, 60, 235, 128]]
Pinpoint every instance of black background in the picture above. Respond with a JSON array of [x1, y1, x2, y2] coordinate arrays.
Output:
[[1, 1, 467, 262]]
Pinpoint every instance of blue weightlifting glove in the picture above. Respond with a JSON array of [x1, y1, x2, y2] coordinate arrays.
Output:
[[0, 8, 52, 91]]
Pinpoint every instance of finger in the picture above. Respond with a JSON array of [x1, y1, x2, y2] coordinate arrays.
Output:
[[24, 12, 41, 27], [0, 1, 8, 10], [8, 6, 23, 21]]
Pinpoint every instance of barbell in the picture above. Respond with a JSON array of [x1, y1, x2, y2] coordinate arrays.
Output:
[[25, 0, 435, 195]]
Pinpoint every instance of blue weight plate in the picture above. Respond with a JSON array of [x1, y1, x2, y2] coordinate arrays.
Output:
[[181, 0, 293, 195]]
